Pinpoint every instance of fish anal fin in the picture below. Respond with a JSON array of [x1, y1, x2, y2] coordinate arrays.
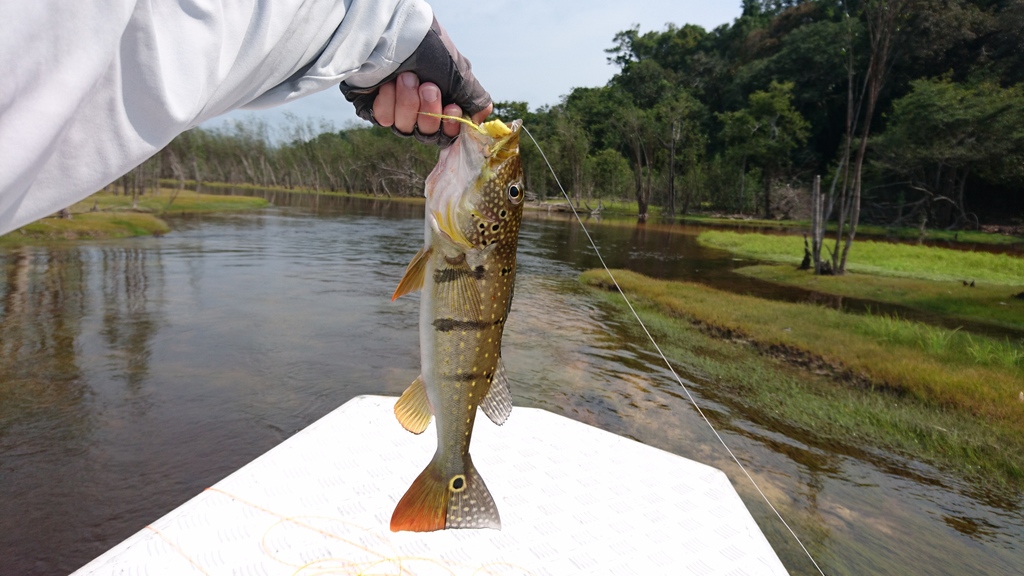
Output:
[[393, 246, 432, 301], [394, 376, 432, 434], [445, 455, 501, 530], [480, 359, 512, 426], [391, 460, 449, 532]]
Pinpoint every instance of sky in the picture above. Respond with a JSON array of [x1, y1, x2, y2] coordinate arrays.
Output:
[[202, 0, 743, 138]]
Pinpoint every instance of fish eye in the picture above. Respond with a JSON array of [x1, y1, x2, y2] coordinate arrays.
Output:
[[507, 183, 523, 204]]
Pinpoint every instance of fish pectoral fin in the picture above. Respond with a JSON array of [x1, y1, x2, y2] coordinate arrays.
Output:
[[480, 358, 512, 426], [394, 375, 432, 434], [434, 257, 483, 315], [392, 246, 433, 301]]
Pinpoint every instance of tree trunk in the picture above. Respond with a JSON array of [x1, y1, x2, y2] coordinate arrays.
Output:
[[837, 0, 910, 274], [738, 155, 747, 214], [667, 120, 678, 217], [810, 175, 831, 275], [192, 156, 202, 195]]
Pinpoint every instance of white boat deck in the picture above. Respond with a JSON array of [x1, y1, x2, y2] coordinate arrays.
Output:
[[73, 395, 787, 575]]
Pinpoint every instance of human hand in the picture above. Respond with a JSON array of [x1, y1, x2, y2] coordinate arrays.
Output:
[[370, 73, 493, 141], [340, 17, 492, 145]]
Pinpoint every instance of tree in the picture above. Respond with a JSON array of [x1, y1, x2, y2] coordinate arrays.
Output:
[[653, 90, 707, 216], [719, 81, 809, 217], [552, 110, 591, 207], [872, 78, 1024, 227], [834, 0, 918, 274], [585, 148, 632, 203], [612, 104, 657, 222]]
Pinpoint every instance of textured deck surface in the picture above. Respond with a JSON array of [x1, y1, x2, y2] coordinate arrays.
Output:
[[73, 395, 787, 575]]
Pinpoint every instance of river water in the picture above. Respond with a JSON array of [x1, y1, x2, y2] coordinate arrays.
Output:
[[1, 195, 1021, 575]]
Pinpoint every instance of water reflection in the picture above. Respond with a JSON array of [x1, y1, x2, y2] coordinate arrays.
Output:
[[1, 198, 1022, 576], [99, 248, 163, 390], [0, 244, 176, 574], [1, 247, 89, 439], [1, 248, 92, 574]]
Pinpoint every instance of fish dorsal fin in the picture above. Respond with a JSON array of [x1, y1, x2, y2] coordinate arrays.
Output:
[[433, 256, 483, 317], [395, 375, 432, 434], [392, 246, 432, 301], [480, 358, 512, 426]]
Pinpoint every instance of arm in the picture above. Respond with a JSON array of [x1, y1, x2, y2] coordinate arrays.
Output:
[[0, 0, 434, 236]]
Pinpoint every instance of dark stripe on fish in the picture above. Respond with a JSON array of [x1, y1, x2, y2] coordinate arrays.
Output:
[[433, 266, 486, 284], [433, 318, 492, 332], [450, 372, 479, 381]]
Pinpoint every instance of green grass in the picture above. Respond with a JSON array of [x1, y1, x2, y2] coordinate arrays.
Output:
[[698, 230, 1024, 285], [528, 198, 1021, 246], [0, 212, 171, 244], [162, 180, 428, 204], [736, 264, 1024, 332], [1, 189, 269, 244], [581, 269, 1024, 490], [76, 188, 269, 214], [675, 216, 1023, 246]]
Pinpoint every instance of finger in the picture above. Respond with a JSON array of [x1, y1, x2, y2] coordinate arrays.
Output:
[[416, 83, 442, 135], [394, 72, 420, 134], [372, 82, 396, 127], [442, 103, 463, 138], [470, 103, 493, 125]]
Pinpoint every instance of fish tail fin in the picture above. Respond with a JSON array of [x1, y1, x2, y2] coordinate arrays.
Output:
[[391, 459, 448, 532], [446, 455, 501, 530], [390, 455, 501, 532]]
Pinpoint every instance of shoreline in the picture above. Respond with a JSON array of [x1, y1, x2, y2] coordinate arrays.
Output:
[[0, 189, 269, 245], [581, 268, 1024, 497]]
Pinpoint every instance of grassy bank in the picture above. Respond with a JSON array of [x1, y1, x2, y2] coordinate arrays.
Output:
[[677, 216, 1023, 246], [1, 189, 268, 244], [581, 269, 1024, 491], [0, 212, 171, 244], [162, 180, 427, 205], [698, 230, 1024, 284], [77, 188, 270, 214], [737, 264, 1024, 332], [527, 198, 1021, 246]]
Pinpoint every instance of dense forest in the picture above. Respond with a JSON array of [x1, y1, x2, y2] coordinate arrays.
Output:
[[128, 1, 1023, 244]]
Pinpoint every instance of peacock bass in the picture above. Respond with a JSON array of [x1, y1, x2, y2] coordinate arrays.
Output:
[[389, 116, 524, 532]]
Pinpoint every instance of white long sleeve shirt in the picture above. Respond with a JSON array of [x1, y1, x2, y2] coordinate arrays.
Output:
[[0, 0, 432, 235]]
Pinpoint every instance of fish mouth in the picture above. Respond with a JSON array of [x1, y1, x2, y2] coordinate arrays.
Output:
[[425, 118, 523, 250], [488, 119, 522, 158]]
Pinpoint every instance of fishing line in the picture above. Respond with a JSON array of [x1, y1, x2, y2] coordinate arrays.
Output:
[[522, 125, 826, 576]]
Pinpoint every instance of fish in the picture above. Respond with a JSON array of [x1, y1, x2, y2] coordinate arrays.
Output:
[[389, 116, 525, 532]]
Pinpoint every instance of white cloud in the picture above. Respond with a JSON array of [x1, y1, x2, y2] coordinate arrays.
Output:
[[202, 0, 741, 136]]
